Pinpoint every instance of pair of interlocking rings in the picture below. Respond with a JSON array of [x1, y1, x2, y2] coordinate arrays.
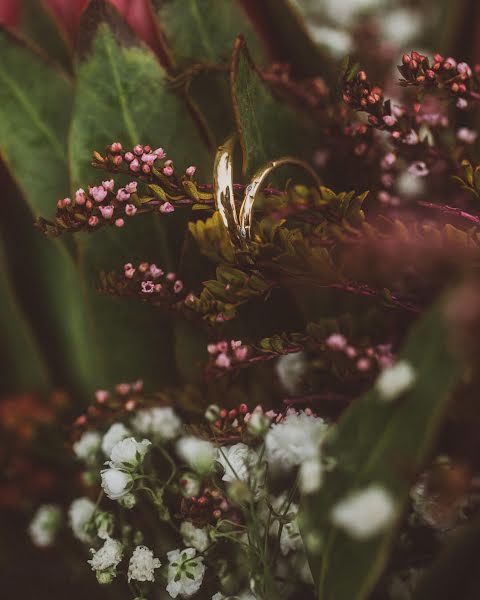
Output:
[[213, 136, 322, 249]]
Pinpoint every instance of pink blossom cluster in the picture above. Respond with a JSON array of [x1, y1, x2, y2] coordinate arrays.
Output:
[[56, 179, 142, 229], [207, 340, 249, 369], [107, 141, 196, 179], [325, 333, 394, 372], [122, 262, 184, 297]]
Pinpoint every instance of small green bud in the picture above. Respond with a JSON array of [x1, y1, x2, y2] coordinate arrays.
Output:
[[227, 480, 251, 505], [119, 492, 136, 509], [96, 568, 116, 585]]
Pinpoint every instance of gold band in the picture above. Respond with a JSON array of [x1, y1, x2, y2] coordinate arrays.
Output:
[[213, 136, 322, 247]]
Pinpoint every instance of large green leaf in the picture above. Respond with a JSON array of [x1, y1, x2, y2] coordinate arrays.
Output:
[[0, 236, 49, 393], [300, 301, 462, 600], [231, 36, 318, 178], [69, 0, 210, 388], [152, 0, 266, 149], [153, 0, 265, 66], [0, 28, 97, 396], [20, 0, 72, 72]]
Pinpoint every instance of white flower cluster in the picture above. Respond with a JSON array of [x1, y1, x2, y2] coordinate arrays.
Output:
[[29, 504, 61, 547], [166, 548, 205, 598], [128, 545, 161, 582]]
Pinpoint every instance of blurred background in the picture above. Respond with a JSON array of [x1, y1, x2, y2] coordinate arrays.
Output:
[[0, 0, 479, 597]]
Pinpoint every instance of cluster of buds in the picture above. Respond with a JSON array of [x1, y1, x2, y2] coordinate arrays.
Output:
[[179, 485, 242, 526], [94, 141, 197, 181], [37, 179, 172, 237], [398, 53, 480, 104], [73, 380, 148, 430], [123, 262, 184, 297], [205, 402, 278, 440], [324, 333, 394, 373], [207, 340, 248, 369], [98, 262, 187, 309], [100, 142, 196, 180], [342, 68, 386, 127]]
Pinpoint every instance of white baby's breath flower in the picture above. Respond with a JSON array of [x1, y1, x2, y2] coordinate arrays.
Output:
[[73, 430, 101, 462], [69, 497, 95, 543], [176, 436, 215, 475], [276, 352, 306, 394], [29, 504, 61, 547], [299, 457, 324, 494], [128, 545, 161, 582], [102, 423, 131, 456], [180, 521, 210, 552], [109, 437, 151, 468], [216, 443, 257, 482], [376, 360, 416, 402], [88, 537, 123, 574], [132, 406, 181, 441], [331, 485, 396, 539], [166, 548, 205, 598], [265, 412, 328, 472], [101, 468, 133, 500]]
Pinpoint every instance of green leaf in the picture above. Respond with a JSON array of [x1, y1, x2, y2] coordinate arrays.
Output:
[[0, 236, 49, 393], [0, 28, 97, 395], [20, 0, 72, 72], [153, 0, 265, 66], [301, 301, 462, 600], [69, 0, 210, 388], [231, 36, 318, 178], [240, 0, 335, 80]]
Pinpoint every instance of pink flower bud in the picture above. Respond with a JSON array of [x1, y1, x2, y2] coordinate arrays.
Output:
[[166, 272, 176, 281], [75, 188, 86, 205], [125, 182, 138, 194], [345, 346, 357, 358], [457, 98, 468, 109], [88, 216, 99, 227], [139, 262, 149, 273], [132, 379, 143, 392], [142, 164, 151, 174], [116, 188, 131, 201], [125, 267, 136, 279], [215, 353, 231, 369], [86, 200, 93, 210], [356, 358, 371, 371], [231, 340, 242, 349], [130, 158, 141, 172], [95, 390, 109, 403], [141, 280, 155, 294], [149, 264, 164, 278], [154, 284, 162, 292], [153, 147, 166, 159], [124, 263, 133, 271], [382, 115, 397, 126], [102, 179, 115, 191], [235, 346, 248, 361], [124, 152, 134, 163], [112, 155, 123, 166], [133, 144, 144, 156], [115, 218, 125, 227], [207, 344, 218, 355], [164, 159, 173, 167], [160, 202, 174, 213], [110, 142, 123, 153], [141, 153, 157, 166], [163, 165, 174, 177], [125, 203, 137, 216], [173, 280, 184, 294], [185, 165, 196, 177], [125, 399, 136, 411], [326, 333, 347, 350], [381, 152, 396, 168], [99, 205, 114, 219], [57, 199, 64, 209], [91, 186, 108, 203], [116, 383, 130, 395], [217, 341, 228, 353]]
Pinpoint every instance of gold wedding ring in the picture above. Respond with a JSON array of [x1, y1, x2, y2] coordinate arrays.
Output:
[[213, 136, 322, 248]]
